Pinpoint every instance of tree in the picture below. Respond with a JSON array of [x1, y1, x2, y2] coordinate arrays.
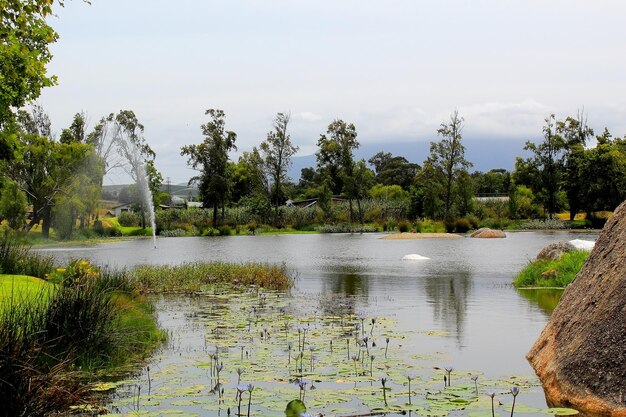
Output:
[[424, 110, 472, 219], [343, 159, 375, 224], [316, 119, 360, 221], [260, 113, 299, 220], [4, 132, 93, 238], [0, 1, 60, 128], [0, 180, 27, 231], [368, 151, 419, 190], [316, 120, 359, 195], [556, 112, 594, 220], [181, 109, 237, 225], [521, 114, 566, 216]]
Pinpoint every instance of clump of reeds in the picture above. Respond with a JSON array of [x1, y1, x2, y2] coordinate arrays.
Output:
[[130, 261, 293, 293]]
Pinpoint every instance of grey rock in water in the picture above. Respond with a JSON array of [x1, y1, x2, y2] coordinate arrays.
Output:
[[527, 200, 626, 417], [535, 241, 576, 261]]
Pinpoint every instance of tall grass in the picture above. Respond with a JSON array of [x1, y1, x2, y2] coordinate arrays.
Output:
[[0, 238, 165, 415], [130, 261, 293, 293], [514, 250, 589, 288], [0, 234, 54, 278]]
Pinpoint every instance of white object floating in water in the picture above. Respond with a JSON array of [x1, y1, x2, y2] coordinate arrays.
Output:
[[569, 239, 595, 251], [402, 254, 430, 261]]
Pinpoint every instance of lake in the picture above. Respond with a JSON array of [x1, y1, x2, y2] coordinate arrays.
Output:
[[40, 231, 597, 416]]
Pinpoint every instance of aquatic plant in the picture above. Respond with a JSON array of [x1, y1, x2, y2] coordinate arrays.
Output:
[[246, 384, 255, 417], [405, 372, 415, 405], [381, 377, 389, 407], [487, 391, 496, 417], [510, 386, 520, 417], [444, 366, 453, 386], [385, 337, 390, 358], [471, 374, 479, 396]]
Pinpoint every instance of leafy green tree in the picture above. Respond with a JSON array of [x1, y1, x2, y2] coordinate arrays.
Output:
[[471, 169, 511, 196], [416, 162, 444, 219], [316, 119, 360, 221], [424, 110, 472, 220], [556, 113, 594, 220], [260, 113, 298, 220], [0, 0, 59, 128], [370, 184, 409, 202], [181, 109, 237, 225], [580, 130, 626, 214], [520, 114, 566, 216], [368, 151, 419, 190], [343, 159, 375, 224], [59, 112, 87, 144], [316, 120, 359, 195], [4, 132, 93, 238], [0, 180, 27, 230]]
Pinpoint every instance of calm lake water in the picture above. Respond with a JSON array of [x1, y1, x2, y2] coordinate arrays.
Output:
[[41, 231, 597, 415]]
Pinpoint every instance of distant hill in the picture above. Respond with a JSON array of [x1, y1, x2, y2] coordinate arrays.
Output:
[[102, 183, 199, 199]]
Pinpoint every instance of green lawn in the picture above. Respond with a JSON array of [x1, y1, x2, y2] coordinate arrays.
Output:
[[0, 274, 55, 307]]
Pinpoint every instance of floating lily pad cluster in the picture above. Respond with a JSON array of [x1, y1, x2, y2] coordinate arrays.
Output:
[[102, 290, 579, 417]]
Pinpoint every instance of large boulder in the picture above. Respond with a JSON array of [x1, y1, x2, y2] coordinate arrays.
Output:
[[527, 201, 626, 416], [535, 241, 576, 261], [470, 228, 506, 238]]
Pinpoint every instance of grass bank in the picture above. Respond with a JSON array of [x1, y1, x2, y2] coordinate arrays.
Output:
[[0, 236, 165, 416], [513, 250, 590, 288], [130, 261, 293, 293]]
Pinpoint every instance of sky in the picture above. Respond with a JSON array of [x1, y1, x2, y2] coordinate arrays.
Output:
[[38, 0, 626, 185]]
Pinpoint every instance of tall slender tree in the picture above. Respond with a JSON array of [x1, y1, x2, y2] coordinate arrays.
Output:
[[260, 112, 298, 220], [425, 110, 472, 220], [181, 109, 237, 225]]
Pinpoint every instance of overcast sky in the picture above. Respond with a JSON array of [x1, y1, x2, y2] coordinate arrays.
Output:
[[38, 0, 626, 184]]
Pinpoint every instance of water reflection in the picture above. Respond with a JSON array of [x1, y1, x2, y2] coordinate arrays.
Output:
[[516, 288, 564, 315], [424, 269, 472, 345], [318, 268, 369, 316]]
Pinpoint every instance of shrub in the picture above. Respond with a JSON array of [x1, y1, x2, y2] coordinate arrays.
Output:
[[398, 220, 410, 233], [159, 228, 187, 237], [444, 219, 455, 233], [518, 218, 567, 230], [514, 250, 589, 288], [218, 225, 232, 236], [454, 218, 471, 233], [118, 211, 140, 227], [0, 234, 53, 278]]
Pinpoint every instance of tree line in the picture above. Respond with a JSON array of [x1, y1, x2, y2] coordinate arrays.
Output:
[[2, 1, 625, 238]]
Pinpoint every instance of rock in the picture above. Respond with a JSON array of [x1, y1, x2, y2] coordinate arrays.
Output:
[[527, 200, 626, 416], [469, 228, 506, 238], [569, 239, 595, 251], [536, 241, 576, 261], [402, 254, 430, 260]]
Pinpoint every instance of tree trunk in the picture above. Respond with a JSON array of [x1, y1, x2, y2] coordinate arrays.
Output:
[[356, 199, 363, 225], [348, 199, 354, 223], [213, 201, 218, 226], [41, 206, 52, 239]]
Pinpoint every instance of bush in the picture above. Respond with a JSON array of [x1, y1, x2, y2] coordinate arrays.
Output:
[[454, 218, 471, 233], [118, 211, 140, 227], [398, 220, 410, 233], [518, 218, 567, 230], [514, 250, 589, 288], [159, 228, 187, 237], [0, 234, 53, 278], [444, 219, 455, 233], [318, 224, 378, 233], [218, 225, 232, 236]]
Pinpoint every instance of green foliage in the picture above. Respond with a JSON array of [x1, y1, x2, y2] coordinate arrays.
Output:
[[181, 109, 237, 225], [518, 218, 568, 230], [130, 262, 292, 293], [425, 110, 472, 220], [514, 250, 589, 288], [318, 224, 378, 233], [368, 151, 419, 189], [0, 180, 27, 230], [118, 211, 140, 227], [370, 184, 409, 202], [316, 119, 359, 195], [397, 220, 410, 233], [0, 234, 53, 278], [218, 224, 232, 236], [0, 254, 164, 416], [0, 0, 59, 128], [260, 113, 298, 219], [285, 400, 306, 417]]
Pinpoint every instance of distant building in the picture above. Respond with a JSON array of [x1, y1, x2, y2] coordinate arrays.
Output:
[[112, 203, 133, 217]]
